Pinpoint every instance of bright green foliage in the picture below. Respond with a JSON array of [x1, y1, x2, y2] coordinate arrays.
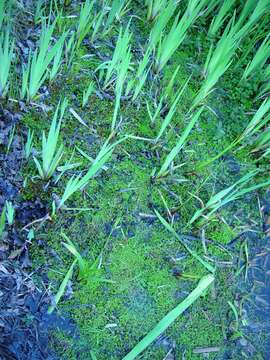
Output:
[[254, 128, 270, 158], [112, 50, 131, 130], [145, 0, 168, 21], [89, 6, 107, 43], [163, 64, 180, 100], [98, 25, 132, 129], [192, 20, 238, 108], [242, 34, 270, 80], [146, 96, 164, 124], [155, 0, 208, 72], [76, 0, 94, 48], [242, 98, 270, 139], [105, 0, 129, 29], [112, 27, 132, 128], [57, 136, 124, 210], [0, 31, 13, 96], [100, 25, 132, 90], [199, 98, 270, 167], [0, 206, 6, 238], [260, 64, 270, 96], [126, 48, 151, 101], [21, 19, 67, 100], [233, 0, 270, 40], [75, 0, 128, 47], [47, 259, 77, 314], [0, 0, 5, 30], [189, 170, 270, 225], [242, 98, 270, 158], [34, 100, 68, 180], [149, 0, 175, 49], [61, 232, 87, 278], [13, 0, 270, 357], [208, 0, 236, 37], [34, 0, 44, 24], [49, 29, 66, 81]]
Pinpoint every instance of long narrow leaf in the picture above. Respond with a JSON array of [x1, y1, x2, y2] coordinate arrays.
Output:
[[47, 260, 77, 314], [122, 274, 214, 360]]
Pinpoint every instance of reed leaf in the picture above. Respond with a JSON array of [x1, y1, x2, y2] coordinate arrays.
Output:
[[189, 170, 270, 225], [0, 31, 14, 96], [122, 274, 214, 360], [47, 260, 77, 314], [208, 0, 236, 37], [34, 100, 68, 180], [157, 107, 203, 177], [156, 75, 191, 142], [242, 34, 270, 80], [155, 0, 208, 72], [192, 20, 238, 108]]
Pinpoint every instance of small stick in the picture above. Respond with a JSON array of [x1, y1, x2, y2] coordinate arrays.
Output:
[[193, 346, 220, 354], [21, 213, 51, 231]]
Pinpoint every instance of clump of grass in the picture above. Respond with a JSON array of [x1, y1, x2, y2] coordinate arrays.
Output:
[[75, 0, 93, 48], [57, 136, 125, 211], [242, 34, 270, 80], [148, 0, 175, 49], [75, 0, 129, 47], [48, 232, 113, 314], [208, 0, 236, 37], [0, 31, 14, 97], [47, 259, 77, 314], [61, 232, 88, 278], [99, 25, 132, 90], [155, 209, 215, 272], [34, 99, 68, 180], [98, 25, 132, 130], [189, 170, 270, 225], [199, 97, 270, 168], [192, 19, 238, 109], [125, 48, 151, 101], [233, 0, 269, 41], [155, 75, 191, 142], [145, 0, 168, 21], [0, 206, 6, 238], [0, 0, 5, 30], [24, 129, 34, 160], [154, 0, 208, 72], [21, 19, 67, 100]]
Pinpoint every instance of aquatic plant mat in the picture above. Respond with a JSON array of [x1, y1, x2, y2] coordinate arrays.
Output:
[[0, 0, 270, 359]]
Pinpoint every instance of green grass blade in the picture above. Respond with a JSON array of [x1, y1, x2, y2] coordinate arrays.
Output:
[[0, 205, 6, 238], [157, 107, 203, 177], [61, 232, 87, 276], [208, 0, 236, 37], [122, 274, 214, 360], [47, 259, 77, 314]]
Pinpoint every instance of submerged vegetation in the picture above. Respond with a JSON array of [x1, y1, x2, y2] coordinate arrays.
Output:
[[0, 0, 270, 359]]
